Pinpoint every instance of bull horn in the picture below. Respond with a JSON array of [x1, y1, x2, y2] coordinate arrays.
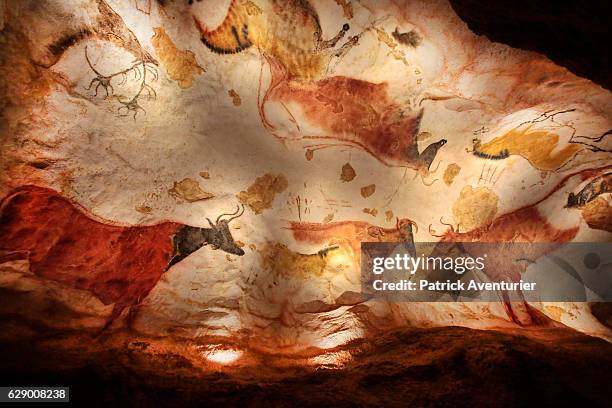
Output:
[[216, 205, 241, 224], [397, 217, 419, 234], [226, 204, 245, 223]]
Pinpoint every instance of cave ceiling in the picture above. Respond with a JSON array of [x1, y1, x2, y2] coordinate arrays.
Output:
[[0, 0, 611, 358]]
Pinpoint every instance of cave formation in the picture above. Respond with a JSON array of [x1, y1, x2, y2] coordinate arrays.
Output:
[[0, 0, 610, 406]]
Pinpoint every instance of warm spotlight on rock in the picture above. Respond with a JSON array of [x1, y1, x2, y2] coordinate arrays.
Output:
[[309, 350, 352, 369], [203, 348, 242, 365]]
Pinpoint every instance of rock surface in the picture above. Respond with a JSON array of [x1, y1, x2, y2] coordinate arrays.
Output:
[[0, 0, 610, 381]]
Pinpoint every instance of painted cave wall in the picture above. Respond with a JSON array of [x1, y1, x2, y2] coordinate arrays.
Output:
[[0, 0, 611, 358]]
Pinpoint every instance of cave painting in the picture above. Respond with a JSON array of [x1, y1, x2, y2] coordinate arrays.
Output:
[[566, 172, 612, 232], [237, 173, 288, 214], [451, 186, 499, 232], [566, 172, 611, 208], [290, 217, 417, 270], [0, 186, 244, 328], [190, 0, 446, 171], [151, 27, 204, 89], [1, 0, 611, 359], [579, 198, 612, 232], [432, 167, 611, 243], [262, 59, 447, 170], [472, 125, 582, 171], [85, 46, 158, 118], [471, 110, 611, 172], [431, 203, 579, 325], [192, 0, 353, 78]]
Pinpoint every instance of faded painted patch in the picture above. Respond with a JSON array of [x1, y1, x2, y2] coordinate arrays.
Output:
[[443, 163, 461, 186], [544, 305, 567, 321], [243, 0, 262, 16], [417, 131, 432, 142], [581, 197, 612, 232], [374, 28, 396, 49], [323, 213, 334, 223], [392, 29, 422, 47], [388, 50, 409, 65], [228, 89, 241, 106], [360, 184, 376, 198], [452, 186, 499, 232], [334, 0, 353, 19], [237, 173, 288, 214], [168, 178, 214, 202], [135, 205, 153, 214], [340, 163, 356, 182], [151, 27, 204, 88], [305, 149, 314, 161], [363, 208, 378, 217], [259, 242, 328, 279]]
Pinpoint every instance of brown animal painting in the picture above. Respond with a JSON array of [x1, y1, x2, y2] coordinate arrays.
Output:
[[430, 203, 579, 325], [187, 0, 445, 171], [289, 217, 417, 271], [0, 185, 245, 330]]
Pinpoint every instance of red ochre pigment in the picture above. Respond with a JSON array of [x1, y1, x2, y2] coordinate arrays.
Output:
[[263, 57, 436, 170], [0, 185, 182, 322]]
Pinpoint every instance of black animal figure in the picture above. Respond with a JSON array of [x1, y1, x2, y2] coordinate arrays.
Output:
[[566, 173, 611, 208], [170, 204, 246, 267], [408, 139, 448, 170], [0, 185, 246, 330]]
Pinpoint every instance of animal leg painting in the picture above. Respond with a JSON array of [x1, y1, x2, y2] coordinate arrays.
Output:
[[190, 0, 446, 171], [0, 186, 245, 330]]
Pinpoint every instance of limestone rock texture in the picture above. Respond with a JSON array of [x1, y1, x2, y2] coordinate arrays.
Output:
[[0, 0, 611, 388]]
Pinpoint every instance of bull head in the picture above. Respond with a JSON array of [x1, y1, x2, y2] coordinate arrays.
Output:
[[168, 204, 246, 268]]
